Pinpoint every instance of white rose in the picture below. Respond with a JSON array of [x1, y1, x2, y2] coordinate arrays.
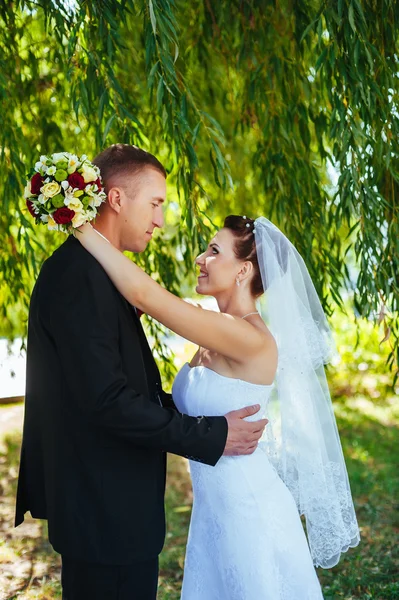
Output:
[[81, 165, 97, 183], [41, 181, 61, 198], [72, 212, 87, 228]]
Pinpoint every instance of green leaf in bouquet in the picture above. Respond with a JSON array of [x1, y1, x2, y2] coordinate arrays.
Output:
[[52, 194, 65, 208], [55, 170, 68, 182]]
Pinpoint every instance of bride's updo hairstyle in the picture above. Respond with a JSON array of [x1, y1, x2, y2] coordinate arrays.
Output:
[[223, 215, 264, 297]]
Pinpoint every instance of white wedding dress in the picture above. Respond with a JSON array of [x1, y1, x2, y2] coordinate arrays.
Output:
[[172, 362, 324, 600]]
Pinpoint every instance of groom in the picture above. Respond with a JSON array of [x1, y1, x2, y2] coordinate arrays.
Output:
[[15, 144, 267, 600]]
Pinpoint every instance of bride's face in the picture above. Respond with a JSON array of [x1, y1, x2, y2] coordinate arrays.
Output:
[[195, 228, 243, 296]]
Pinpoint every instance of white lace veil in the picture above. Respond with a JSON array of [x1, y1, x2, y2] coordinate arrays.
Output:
[[254, 217, 360, 568]]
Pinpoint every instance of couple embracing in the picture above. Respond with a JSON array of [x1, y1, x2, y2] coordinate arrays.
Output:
[[15, 144, 360, 599]]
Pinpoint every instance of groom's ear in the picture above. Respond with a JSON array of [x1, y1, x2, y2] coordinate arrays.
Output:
[[107, 186, 123, 214]]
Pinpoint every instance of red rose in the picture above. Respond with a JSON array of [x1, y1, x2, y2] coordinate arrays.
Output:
[[26, 199, 36, 218], [53, 207, 75, 224], [68, 172, 86, 190], [95, 177, 102, 191], [31, 173, 44, 195]]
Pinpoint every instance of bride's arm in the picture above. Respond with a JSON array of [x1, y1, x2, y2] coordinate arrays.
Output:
[[76, 224, 267, 362]]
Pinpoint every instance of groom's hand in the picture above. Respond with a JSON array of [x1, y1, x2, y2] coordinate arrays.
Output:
[[223, 405, 268, 456]]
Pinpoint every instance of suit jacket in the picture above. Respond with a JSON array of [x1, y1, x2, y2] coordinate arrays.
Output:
[[15, 236, 228, 565]]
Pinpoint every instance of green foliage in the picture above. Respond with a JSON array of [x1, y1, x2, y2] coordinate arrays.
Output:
[[0, 1, 398, 375], [328, 306, 396, 399]]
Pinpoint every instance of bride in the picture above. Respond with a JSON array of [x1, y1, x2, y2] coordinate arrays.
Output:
[[76, 215, 360, 599]]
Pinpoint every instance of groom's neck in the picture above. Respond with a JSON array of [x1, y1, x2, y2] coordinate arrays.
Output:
[[92, 215, 123, 251]]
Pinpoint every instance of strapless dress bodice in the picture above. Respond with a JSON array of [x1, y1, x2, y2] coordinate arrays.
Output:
[[172, 362, 273, 420]]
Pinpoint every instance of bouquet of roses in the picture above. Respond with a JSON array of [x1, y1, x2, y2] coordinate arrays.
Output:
[[24, 152, 106, 233]]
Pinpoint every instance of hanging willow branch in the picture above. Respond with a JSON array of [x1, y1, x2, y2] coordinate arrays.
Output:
[[0, 0, 398, 380]]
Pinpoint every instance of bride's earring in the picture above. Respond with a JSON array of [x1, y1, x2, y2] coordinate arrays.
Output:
[[235, 277, 240, 287]]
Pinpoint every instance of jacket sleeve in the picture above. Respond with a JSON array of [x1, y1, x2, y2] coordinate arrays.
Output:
[[47, 259, 227, 466], [161, 391, 177, 410]]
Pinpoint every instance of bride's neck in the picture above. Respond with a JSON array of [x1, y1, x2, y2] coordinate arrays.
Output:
[[215, 291, 256, 318]]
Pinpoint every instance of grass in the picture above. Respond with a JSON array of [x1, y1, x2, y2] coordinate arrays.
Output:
[[318, 394, 399, 599], [0, 391, 398, 599]]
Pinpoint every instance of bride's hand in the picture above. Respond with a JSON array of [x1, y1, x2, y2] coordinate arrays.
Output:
[[223, 405, 268, 456]]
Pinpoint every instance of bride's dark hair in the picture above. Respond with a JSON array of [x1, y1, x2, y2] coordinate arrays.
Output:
[[223, 215, 264, 297]]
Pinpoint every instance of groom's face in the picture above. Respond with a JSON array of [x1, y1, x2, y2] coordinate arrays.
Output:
[[118, 167, 166, 252]]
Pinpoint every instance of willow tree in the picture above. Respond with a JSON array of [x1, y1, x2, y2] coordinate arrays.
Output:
[[1, 0, 398, 377]]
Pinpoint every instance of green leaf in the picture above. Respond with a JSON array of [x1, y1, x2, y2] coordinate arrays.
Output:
[[300, 18, 318, 43], [149, 0, 157, 35], [192, 122, 201, 145], [348, 3, 356, 33], [97, 89, 108, 124], [102, 114, 116, 144], [315, 48, 328, 72], [156, 76, 164, 110], [148, 61, 159, 89]]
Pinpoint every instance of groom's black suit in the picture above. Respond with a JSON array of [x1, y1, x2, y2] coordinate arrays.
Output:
[[15, 236, 228, 597]]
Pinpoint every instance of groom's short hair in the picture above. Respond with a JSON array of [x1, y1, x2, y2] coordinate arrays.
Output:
[[93, 144, 166, 192]]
